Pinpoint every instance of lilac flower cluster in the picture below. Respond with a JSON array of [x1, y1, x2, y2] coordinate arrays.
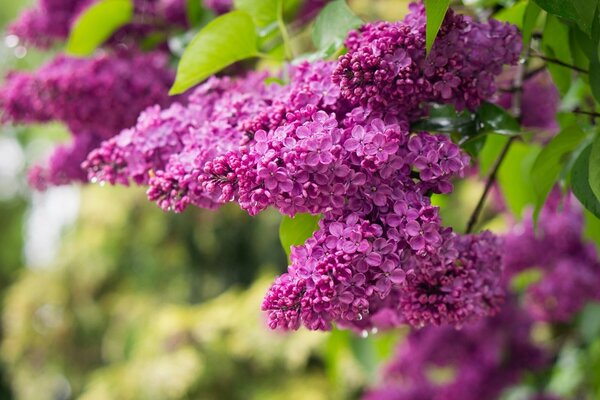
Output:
[[503, 192, 600, 323], [364, 296, 550, 400], [7, 0, 230, 48], [0, 50, 174, 188], [332, 3, 521, 116], [85, 4, 519, 331], [27, 133, 102, 190], [496, 69, 559, 134]]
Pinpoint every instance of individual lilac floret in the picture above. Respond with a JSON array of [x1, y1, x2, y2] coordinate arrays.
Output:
[[364, 296, 548, 400], [332, 3, 521, 114], [0, 50, 173, 138], [503, 192, 600, 323]]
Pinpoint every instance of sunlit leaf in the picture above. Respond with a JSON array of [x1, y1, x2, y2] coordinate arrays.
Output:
[[424, 0, 450, 54], [279, 213, 321, 258], [66, 0, 133, 56], [169, 11, 259, 95], [312, 0, 362, 57]]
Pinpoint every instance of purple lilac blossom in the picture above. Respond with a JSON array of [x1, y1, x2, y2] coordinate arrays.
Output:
[[364, 296, 548, 400], [332, 3, 521, 116], [503, 192, 600, 323], [496, 69, 559, 134], [7, 0, 233, 48], [0, 49, 174, 187], [84, 4, 519, 331], [27, 133, 102, 190], [0, 50, 173, 137]]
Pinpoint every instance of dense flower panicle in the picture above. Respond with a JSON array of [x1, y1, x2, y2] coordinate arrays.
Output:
[[0, 50, 174, 137], [8, 0, 96, 47], [83, 4, 519, 331], [364, 297, 548, 400], [27, 133, 102, 190], [0, 50, 175, 188], [7, 0, 207, 48], [333, 3, 521, 115], [503, 193, 600, 322], [263, 222, 503, 331]]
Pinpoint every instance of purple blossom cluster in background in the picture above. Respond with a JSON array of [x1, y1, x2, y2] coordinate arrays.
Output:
[[84, 4, 520, 331], [496, 69, 560, 135], [364, 296, 552, 400], [0, 50, 174, 189], [503, 192, 600, 323], [7, 0, 226, 48]]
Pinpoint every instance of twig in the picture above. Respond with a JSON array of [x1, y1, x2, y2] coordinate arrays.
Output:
[[466, 51, 528, 233], [531, 52, 588, 74], [573, 108, 600, 118], [499, 64, 548, 93]]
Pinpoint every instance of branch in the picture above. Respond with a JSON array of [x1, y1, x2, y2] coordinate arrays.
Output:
[[465, 136, 516, 233], [466, 53, 529, 233], [573, 108, 600, 118], [531, 52, 588, 74]]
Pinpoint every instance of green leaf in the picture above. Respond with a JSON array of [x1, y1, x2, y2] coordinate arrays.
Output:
[[186, 0, 204, 26], [572, 144, 600, 219], [533, 0, 578, 22], [522, 2, 541, 49], [311, 0, 362, 57], [66, 0, 133, 56], [579, 302, 600, 344], [169, 11, 259, 95], [476, 102, 521, 136], [542, 15, 574, 94], [531, 126, 587, 219], [412, 105, 478, 137], [572, 0, 598, 36], [279, 213, 321, 258], [584, 208, 600, 250], [590, 135, 600, 202], [510, 267, 544, 293], [493, 1, 528, 28], [424, 0, 450, 54], [234, 0, 277, 28], [498, 141, 541, 218], [590, 61, 600, 104]]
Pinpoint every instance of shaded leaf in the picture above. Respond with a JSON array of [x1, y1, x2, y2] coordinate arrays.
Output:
[[170, 11, 259, 94], [522, 1, 541, 50], [572, 144, 600, 219], [234, 0, 278, 27], [66, 0, 133, 56], [312, 0, 362, 57], [476, 102, 520, 136], [590, 135, 600, 202]]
